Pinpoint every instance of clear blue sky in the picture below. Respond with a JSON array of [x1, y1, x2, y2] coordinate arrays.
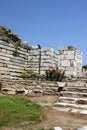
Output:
[[0, 0, 87, 65]]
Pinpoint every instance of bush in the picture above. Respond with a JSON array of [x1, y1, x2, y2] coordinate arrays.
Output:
[[19, 68, 37, 79], [45, 66, 65, 81]]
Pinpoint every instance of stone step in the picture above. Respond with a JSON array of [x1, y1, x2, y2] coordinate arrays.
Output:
[[53, 105, 87, 114], [60, 91, 87, 98], [63, 87, 87, 92], [59, 97, 87, 104], [66, 82, 86, 87], [54, 102, 87, 110]]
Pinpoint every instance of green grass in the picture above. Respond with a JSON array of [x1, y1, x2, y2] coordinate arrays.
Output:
[[0, 96, 43, 128]]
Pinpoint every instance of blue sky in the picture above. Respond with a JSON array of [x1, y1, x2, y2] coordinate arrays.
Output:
[[0, 0, 87, 65]]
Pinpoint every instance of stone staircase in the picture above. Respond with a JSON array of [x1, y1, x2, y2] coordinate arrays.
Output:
[[54, 80, 87, 114]]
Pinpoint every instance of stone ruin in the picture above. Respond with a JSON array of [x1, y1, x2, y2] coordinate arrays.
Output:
[[57, 46, 82, 77], [0, 39, 83, 79], [1, 32, 87, 116], [1, 27, 87, 129]]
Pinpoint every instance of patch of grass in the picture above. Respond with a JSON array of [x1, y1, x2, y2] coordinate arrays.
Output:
[[0, 96, 43, 128]]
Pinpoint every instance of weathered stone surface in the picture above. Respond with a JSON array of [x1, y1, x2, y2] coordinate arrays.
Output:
[[2, 88, 15, 95], [40, 82, 47, 87], [15, 89, 28, 95], [0, 80, 60, 96], [35, 85, 42, 89], [76, 126, 87, 130], [61, 60, 70, 66], [57, 82, 66, 87], [64, 54, 75, 59], [43, 90, 55, 95], [0, 40, 83, 78], [54, 79, 87, 114], [85, 83, 87, 87], [33, 89, 43, 94], [28, 90, 34, 96], [28, 86, 35, 90], [53, 126, 63, 130], [51, 87, 58, 92], [67, 81, 85, 87]]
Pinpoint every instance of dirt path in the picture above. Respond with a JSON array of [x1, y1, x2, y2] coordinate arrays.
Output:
[[29, 95, 87, 130]]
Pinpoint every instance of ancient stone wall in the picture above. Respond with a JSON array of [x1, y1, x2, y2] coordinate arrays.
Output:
[[1, 79, 59, 95], [40, 48, 58, 74], [1, 79, 87, 96], [58, 46, 82, 77], [0, 40, 82, 79], [28, 47, 58, 74], [0, 41, 28, 79]]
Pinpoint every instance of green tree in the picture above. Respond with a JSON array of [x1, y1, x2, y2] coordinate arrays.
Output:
[[82, 65, 87, 70]]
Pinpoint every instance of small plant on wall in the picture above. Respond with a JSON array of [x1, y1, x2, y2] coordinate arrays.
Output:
[[19, 68, 37, 79], [12, 49, 19, 57], [45, 66, 65, 81], [13, 42, 21, 49]]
